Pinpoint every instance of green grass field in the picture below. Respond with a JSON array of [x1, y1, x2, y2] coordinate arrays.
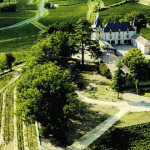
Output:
[[104, 0, 124, 6], [39, 3, 88, 26], [0, 24, 40, 40]]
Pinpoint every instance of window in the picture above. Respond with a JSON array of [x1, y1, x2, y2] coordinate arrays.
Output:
[[126, 34, 129, 38], [118, 35, 121, 39], [110, 30, 112, 34], [110, 35, 112, 39]]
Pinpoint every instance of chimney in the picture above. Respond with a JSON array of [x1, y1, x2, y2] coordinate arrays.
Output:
[[130, 20, 132, 26], [132, 17, 135, 26]]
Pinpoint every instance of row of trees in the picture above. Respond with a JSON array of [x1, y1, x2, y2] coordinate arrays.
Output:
[[0, 52, 15, 73], [17, 19, 92, 145]]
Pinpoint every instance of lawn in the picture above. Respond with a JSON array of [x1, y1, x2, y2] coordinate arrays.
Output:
[[0, 24, 40, 40], [88, 122, 150, 150], [80, 72, 122, 102], [38, 3, 88, 26], [116, 112, 150, 127], [104, 0, 124, 6]]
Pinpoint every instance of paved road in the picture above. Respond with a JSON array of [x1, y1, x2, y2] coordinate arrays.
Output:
[[66, 92, 150, 150], [0, 0, 45, 31]]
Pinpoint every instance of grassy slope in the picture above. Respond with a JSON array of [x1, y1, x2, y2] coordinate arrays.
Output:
[[39, 3, 88, 26]]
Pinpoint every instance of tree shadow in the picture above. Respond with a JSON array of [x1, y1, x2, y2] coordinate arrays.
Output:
[[66, 102, 111, 145]]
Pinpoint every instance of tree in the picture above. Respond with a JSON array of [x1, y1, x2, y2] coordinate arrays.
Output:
[[123, 48, 147, 81], [31, 31, 76, 66], [102, 14, 121, 26], [111, 59, 125, 99], [5, 52, 15, 70], [17, 63, 79, 145], [75, 18, 91, 66], [123, 48, 148, 94], [121, 11, 147, 31]]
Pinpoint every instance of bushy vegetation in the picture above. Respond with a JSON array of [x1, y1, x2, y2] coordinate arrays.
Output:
[[0, 2, 16, 12], [99, 61, 111, 79], [88, 122, 150, 150], [39, 4, 88, 26]]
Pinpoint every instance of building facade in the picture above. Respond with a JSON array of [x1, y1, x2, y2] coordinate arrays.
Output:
[[132, 35, 150, 54], [91, 14, 137, 45]]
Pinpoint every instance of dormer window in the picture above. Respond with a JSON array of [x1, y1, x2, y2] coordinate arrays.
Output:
[[110, 30, 112, 34], [118, 29, 121, 34], [127, 28, 129, 33]]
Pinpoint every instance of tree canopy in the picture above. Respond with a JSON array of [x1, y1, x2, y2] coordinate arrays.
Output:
[[31, 31, 76, 66], [5, 52, 15, 70], [17, 63, 79, 144], [123, 48, 148, 81], [111, 59, 125, 98]]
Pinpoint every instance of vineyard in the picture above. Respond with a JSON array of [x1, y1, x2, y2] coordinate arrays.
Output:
[[88, 122, 150, 149], [38, 3, 88, 26], [0, 76, 40, 150], [104, 0, 124, 6]]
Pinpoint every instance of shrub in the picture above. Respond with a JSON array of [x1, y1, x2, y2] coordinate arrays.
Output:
[[99, 61, 112, 79]]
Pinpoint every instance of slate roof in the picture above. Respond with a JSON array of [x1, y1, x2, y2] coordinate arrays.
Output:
[[92, 14, 101, 28], [136, 36, 150, 46], [104, 22, 135, 32]]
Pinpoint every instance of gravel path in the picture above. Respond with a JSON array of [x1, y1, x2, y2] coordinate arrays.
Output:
[[66, 92, 150, 150]]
